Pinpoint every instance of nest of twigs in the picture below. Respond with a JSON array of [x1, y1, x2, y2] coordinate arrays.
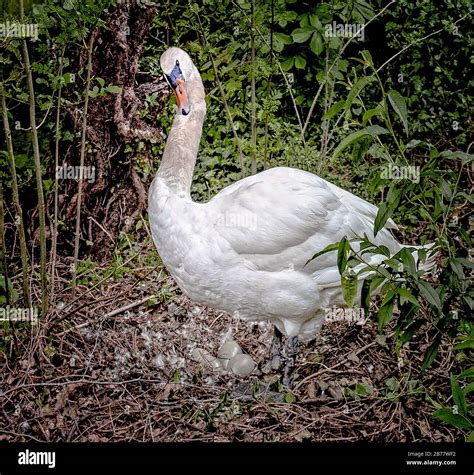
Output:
[[0, 244, 462, 442]]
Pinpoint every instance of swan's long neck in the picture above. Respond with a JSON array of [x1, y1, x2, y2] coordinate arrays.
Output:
[[157, 69, 206, 196]]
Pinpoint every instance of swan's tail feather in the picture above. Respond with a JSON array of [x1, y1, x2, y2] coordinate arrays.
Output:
[[406, 242, 438, 274]]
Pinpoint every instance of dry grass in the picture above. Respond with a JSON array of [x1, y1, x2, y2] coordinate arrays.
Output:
[[0, 244, 463, 442]]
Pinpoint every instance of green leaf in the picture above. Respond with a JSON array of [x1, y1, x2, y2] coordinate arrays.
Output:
[[306, 242, 339, 264], [309, 14, 322, 29], [273, 39, 284, 53], [449, 259, 464, 280], [398, 318, 424, 345], [451, 374, 467, 416], [337, 236, 349, 274], [332, 126, 387, 159], [440, 179, 452, 200], [105, 85, 122, 94], [457, 192, 474, 205], [171, 369, 180, 383], [396, 248, 417, 275], [369, 274, 387, 292], [366, 125, 389, 137], [387, 89, 409, 136], [464, 295, 474, 311], [362, 106, 384, 126], [13, 154, 33, 168], [406, 139, 423, 149], [294, 55, 307, 69], [377, 293, 395, 333], [433, 408, 472, 430], [63, 72, 74, 85], [63, 0, 75, 10], [467, 431, 474, 442], [345, 76, 375, 110], [361, 243, 391, 258], [422, 334, 442, 371], [355, 382, 372, 396], [273, 32, 293, 53], [280, 57, 294, 71], [464, 382, 474, 394], [417, 280, 442, 310], [273, 32, 292, 52], [361, 50, 373, 66], [341, 272, 358, 306], [385, 377, 400, 393], [292, 28, 313, 43], [322, 100, 345, 121], [417, 247, 427, 265], [373, 186, 403, 236], [328, 36, 341, 50], [274, 32, 292, 44], [284, 391, 296, 403], [361, 278, 372, 314], [440, 150, 474, 165], [355, 0, 375, 20], [454, 340, 474, 351], [397, 288, 419, 307], [381, 289, 396, 307], [310, 32, 324, 55], [459, 366, 474, 379]]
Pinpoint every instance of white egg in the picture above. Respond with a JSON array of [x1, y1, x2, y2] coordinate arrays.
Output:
[[190, 348, 222, 370], [217, 340, 242, 369], [229, 353, 255, 377]]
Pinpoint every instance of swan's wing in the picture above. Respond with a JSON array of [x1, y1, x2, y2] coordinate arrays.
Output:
[[324, 180, 398, 231], [209, 167, 400, 275], [210, 167, 338, 258]]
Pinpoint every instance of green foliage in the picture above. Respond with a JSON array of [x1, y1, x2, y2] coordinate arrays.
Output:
[[308, 70, 471, 435], [382, 0, 471, 143], [0, 274, 17, 304], [332, 125, 388, 160], [0, 0, 117, 196], [433, 365, 474, 433], [87, 77, 122, 98], [142, 0, 389, 199]]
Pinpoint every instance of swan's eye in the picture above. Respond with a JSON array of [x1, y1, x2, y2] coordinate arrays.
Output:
[[176, 60, 179, 67]]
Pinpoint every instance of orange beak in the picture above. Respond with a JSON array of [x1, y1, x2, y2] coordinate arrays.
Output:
[[174, 78, 189, 116]]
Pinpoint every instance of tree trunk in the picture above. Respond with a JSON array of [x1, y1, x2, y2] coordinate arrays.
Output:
[[61, 2, 165, 259]]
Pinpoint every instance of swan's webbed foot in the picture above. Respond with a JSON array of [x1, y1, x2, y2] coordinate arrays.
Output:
[[282, 336, 299, 389]]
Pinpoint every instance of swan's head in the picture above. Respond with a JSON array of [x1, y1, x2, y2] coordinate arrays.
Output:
[[160, 47, 196, 116]]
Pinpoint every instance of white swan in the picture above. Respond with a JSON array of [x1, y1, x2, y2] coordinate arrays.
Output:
[[148, 47, 434, 345]]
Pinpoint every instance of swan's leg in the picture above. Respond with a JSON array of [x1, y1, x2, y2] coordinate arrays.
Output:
[[263, 328, 299, 388], [269, 326, 284, 370], [261, 327, 284, 373], [282, 336, 299, 389]]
